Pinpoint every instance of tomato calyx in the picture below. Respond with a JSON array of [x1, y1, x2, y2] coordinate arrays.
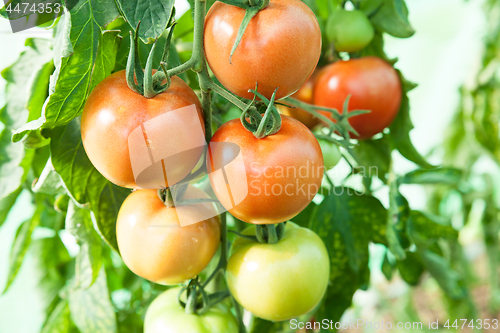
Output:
[[125, 22, 175, 98], [240, 87, 282, 139], [256, 223, 286, 244], [217, 0, 270, 63], [178, 276, 231, 315]]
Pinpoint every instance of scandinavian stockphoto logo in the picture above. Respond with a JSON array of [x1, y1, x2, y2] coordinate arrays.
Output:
[[2, 0, 78, 33], [127, 104, 248, 227]]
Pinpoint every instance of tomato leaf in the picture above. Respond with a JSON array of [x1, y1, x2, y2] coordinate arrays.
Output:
[[48, 118, 129, 251], [370, 0, 415, 38], [396, 251, 425, 285], [311, 190, 387, 324], [115, 0, 174, 44], [14, 2, 121, 139], [2, 202, 42, 294], [32, 159, 65, 195], [400, 167, 464, 186], [349, 135, 391, 182], [0, 38, 52, 200], [68, 268, 117, 333], [408, 211, 464, 299], [66, 201, 103, 289], [389, 77, 435, 168]]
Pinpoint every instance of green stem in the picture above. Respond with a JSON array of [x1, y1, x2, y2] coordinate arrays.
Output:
[[202, 212, 228, 288], [210, 82, 249, 110]]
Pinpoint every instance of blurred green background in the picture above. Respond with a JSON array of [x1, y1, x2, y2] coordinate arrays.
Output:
[[0, 0, 492, 332]]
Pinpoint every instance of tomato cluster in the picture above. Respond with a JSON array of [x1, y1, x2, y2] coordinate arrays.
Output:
[[78, 0, 403, 330]]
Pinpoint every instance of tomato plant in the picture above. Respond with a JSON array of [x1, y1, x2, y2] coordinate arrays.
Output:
[[3, 0, 490, 332], [314, 56, 402, 139], [207, 116, 323, 224], [326, 9, 375, 52], [204, 0, 321, 100], [226, 222, 329, 321], [144, 288, 238, 333], [81, 70, 205, 189]]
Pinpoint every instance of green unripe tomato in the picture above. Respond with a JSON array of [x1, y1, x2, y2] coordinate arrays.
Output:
[[144, 288, 238, 333], [226, 222, 330, 322], [326, 10, 375, 52], [318, 139, 342, 170]]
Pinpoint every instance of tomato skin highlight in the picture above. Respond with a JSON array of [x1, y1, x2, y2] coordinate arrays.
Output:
[[145, 287, 239, 333], [116, 186, 221, 285], [277, 73, 320, 129], [226, 222, 330, 322], [204, 0, 322, 100], [326, 9, 375, 52], [81, 70, 204, 189], [314, 57, 402, 140], [207, 116, 324, 225]]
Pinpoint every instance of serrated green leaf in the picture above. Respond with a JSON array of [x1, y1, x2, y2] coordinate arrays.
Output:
[[0, 38, 52, 200], [48, 118, 129, 251], [68, 268, 117, 333], [48, 118, 102, 204], [399, 167, 463, 186], [15, 2, 121, 139], [311, 190, 387, 325], [410, 211, 458, 242], [88, 181, 129, 252], [66, 201, 103, 289], [32, 159, 65, 195], [0, 188, 21, 228], [115, 0, 174, 44], [370, 0, 415, 38], [350, 135, 391, 182], [3, 202, 42, 293]]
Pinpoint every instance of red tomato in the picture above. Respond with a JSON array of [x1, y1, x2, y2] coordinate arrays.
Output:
[[314, 57, 402, 139], [204, 0, 321, 100], [81, 70, 204, 189], [207, 116, 323, 224]]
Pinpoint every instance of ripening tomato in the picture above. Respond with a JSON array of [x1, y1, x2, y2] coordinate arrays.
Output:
[[204, 0, 321, 100], [116, 186, 220, 285], [277, 73, 320, 129], [314, 57, 402, 139], [326, 10, 375, 52], [207, 116, 324, 224], [145, 288, 238, 333], [226, 222, 330, 321], [81, 70, 204, 189]]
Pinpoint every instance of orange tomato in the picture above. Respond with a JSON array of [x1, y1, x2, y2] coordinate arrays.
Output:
[[81, 70, 204, 189], [207, 116, 323, 224], [204, 0, 321, 100]]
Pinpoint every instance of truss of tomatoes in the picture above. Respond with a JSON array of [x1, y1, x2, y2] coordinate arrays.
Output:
[[78, 0, 402, 328]]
